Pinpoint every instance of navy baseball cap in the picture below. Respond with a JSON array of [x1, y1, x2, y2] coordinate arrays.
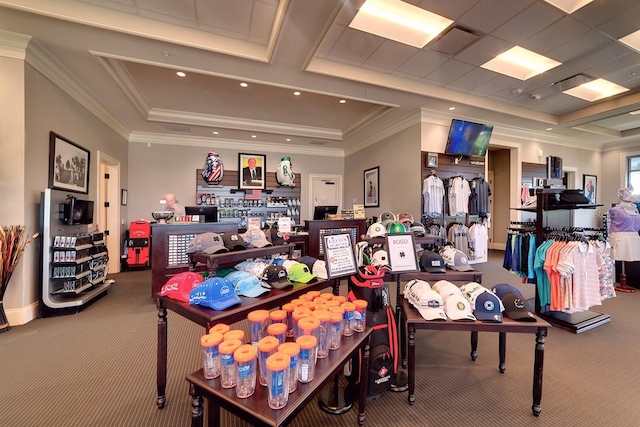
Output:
[[473, 291, 503, 323], [491, 283, 524, 299]]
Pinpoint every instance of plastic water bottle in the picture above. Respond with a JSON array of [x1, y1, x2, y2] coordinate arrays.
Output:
[[257, 336, 280, 387], [266, 352, 291, 409], [200, 332, 223, 379], [278, 342, 300, 393], [353, 299, 368, 332], [219, 338, 242, 389], [233, 344, 257, 398], [296, 335, 318, 384]]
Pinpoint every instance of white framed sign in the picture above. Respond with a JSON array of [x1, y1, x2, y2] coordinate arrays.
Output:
[[385, 232, 419, 273], [248, 217, 261, 230], [322, 232, 358, 279], [278, 217, 292, 233]]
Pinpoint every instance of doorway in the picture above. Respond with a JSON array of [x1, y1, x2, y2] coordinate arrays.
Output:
[[97, 151, 121, 274], [309, 174, 343, 219]]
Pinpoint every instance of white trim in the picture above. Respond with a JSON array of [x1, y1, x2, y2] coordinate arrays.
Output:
[[620, 149, 640, 190], [6, 301, 38, 326]]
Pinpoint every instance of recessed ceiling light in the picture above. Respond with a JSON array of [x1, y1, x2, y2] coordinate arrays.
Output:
[[286, 138, 291, 142], [212, 131, 219, 135], [176, 71, 186, 77], [349, 0, 453, 48], [293, 91, 301, 96], [562, 78, 629, 102], [448, 107, 455, 111], [339, 99, 347, 104], [251, 135, 257, 138], [619, 29, 640, 54], [544, 0, 593, 14], [480, 46, 561, 80], [240, 82, 248, 88]]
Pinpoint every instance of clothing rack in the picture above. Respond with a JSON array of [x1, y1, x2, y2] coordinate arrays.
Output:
[[531, 189, 611, 333]]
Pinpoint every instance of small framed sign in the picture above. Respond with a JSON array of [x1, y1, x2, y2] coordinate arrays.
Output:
[[322, 232, 358, 279], [385, 232, 419, 273]]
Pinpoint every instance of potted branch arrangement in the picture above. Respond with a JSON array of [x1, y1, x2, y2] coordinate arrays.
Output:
[[0, 226, 39, 333]]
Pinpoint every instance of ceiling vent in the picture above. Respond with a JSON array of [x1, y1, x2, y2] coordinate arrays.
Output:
[[164, 124, 192, 134], [309, 140, 328, 146], [428, 25, 483, 56], [550, 74, 593, 92]]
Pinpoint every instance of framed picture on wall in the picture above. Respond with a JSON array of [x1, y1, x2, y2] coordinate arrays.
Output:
[[583, 174, 597, 204], [427, 152, 438, 168], [238, 153, 266, 190], [48, 131, 90, 194], [364, 166, 380, 208]]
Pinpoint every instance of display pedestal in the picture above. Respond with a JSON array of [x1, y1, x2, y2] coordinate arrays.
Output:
[[615, 261, 636, 293], [318, 376, 352, 415]]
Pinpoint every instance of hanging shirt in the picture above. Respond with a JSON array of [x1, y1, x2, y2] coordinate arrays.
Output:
[[422, 175, 445, 217], [468, 222, 488, 261], [448, 223, 470, 257], [448, 177, 470, 216]]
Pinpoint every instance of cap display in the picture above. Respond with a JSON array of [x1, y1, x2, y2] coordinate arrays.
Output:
[[432, 280, 462, 299], [419, 251, 446, 273], [288, 263, 317, 283], [189, 277, 241, 311], [501, 292, 537, 322], [222, 232, 246, 251], [261, 264, 293, 290], [186, 232, 228, 254], [491, 283, 524, 299], [473, 291, 503, 322], [242, 228, 272, 248], [367, 222, 387, 238], [414, 289, 446, 321], [443, 294, 476, 321], [440, 246, 474, 272], [160, 271, 204, 302]]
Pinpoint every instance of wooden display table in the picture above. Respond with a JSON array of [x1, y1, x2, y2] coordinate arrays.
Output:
[[156, 279, 336, 409], [401, 297, 550, 416], [187, 330, 372, 426]]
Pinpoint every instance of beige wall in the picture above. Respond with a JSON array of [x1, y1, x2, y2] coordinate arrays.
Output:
[[2, 58, 128, 325], [127, 143, 344, 223], [602, 147, 640, 208], [344, 124, 421, 220]]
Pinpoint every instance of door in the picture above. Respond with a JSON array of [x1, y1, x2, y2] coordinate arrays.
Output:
[[488, 170, 494, 249], [309, 174, 343, 219], [97, 151, 121, 274]]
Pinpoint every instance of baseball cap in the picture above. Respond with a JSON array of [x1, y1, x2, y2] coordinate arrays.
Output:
[[187, 232, 228, 254], [367, 222, 387, 238], [396, 212, 414, 223], [415, 289, 446, 321], [224, 271, 270, 298], [312, 260, 328, 279], [222, 232, 246, 251], [387, 221, 406, 234], [440, 246, 474, 272], [269, 228, 289, 245], [409, 222, 426, 237], [459, 282, 491, 306], [443, 294, 476, 321], [419, 251, 446, 273], [491, 283, 524, 299], [242, 228, 272, 248], [215, 267, 237, 277], [298, 256, 318, 271], [261, 264, 293, 290], [473, 291, 504, 322], [405, 280, 431, 306], [501, 292, 537, 322], [371, 250, 389, 267], [432, 280, 462, 299], [404, 279, 428, 302], [189, 277, 241, 311], [288, 263, 317, 283], [160, 271, 204, 302], [282, 259, 299, 273], [379, 211, 396, 222]]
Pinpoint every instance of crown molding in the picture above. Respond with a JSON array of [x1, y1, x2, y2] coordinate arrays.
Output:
[[129, 132, 345, 157], [93, 55, 150, 119], [343, 109, 422, 156], [0, 29, 30, 59]]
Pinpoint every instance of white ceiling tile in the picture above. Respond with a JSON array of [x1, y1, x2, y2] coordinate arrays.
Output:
[[317, 24, 346, 56], [326, 53, 364, 67], [453, 35, 512, 66], [521, 16, 589, 55], [328, 27, 384, 63], [448, 67, 496, 90], [473, 75, 521, 96], [366, 40, 420, 71], [196, 0, 252, 34], [601, 64, 640, 87], [492, 1, 564, 45], [250, 0, 279, 40], [571, 0, 640, 27], [416, 0, 482, 21], [586, 52, 640, 79], [77, 0, 137, 14], [565, 41, 635, 71], [395, 50, 449, 77], [427, 59, 475, 83], [596, 5, 640, 39], [138, 9, 198, 29], [457, 0, 535, 33], [137, 0, 196, 21], [545, 29, 611, 63]]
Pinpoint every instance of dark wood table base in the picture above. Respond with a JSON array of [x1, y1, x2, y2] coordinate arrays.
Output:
[[402, 297, 549, 416]]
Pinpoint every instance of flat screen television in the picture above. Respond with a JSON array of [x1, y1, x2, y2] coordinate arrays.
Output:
[[313, 205, 338, 220], [185, 206, 218, 223], [444, 119, 493, 157], [60, 199, 94, 225]]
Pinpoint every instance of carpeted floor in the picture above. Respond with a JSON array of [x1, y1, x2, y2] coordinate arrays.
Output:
[[1, 250, 639, 426]]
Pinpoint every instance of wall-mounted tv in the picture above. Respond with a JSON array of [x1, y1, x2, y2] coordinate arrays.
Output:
[[60, 198, 94, 225], [185, 206, 218, 223], [444, 119, 494, 157]]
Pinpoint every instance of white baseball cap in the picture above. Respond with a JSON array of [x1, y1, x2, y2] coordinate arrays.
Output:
[[460, 282, 493, 307], [371, 250, 389, 267], [367, 222, 387, 238], [444, 294, 476, 321], [432, 280, 462, 300], [415, 289, 446, 321], [407, 280, 431, 306]]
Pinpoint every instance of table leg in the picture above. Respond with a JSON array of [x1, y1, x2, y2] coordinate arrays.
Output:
[[189, 383, 203, 427], [499, 332, 506, 373], [470, 331, 478, 361], [156, 299, 167, 409], [407, 324, 416, 405], [532, 327, 547, 416], [207, 396, 219, 427], [358, 335, 371, 426], [400, 308, 407, 369]]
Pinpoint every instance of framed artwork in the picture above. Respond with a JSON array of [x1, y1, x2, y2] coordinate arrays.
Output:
[[364, 166, 380, 208], [48, 131, 90, 194], [583, 174, 597, 204], [427, 152, 438, 168], [238, 153, 266, 190], [121, 189, 128, 206]]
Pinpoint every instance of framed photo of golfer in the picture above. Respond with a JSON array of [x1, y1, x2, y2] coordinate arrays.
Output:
[[364, 166, 379, 208], [48, 131, 90, 194]]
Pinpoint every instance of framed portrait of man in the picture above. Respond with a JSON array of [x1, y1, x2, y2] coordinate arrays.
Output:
[[239, 153, 266, 190]]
